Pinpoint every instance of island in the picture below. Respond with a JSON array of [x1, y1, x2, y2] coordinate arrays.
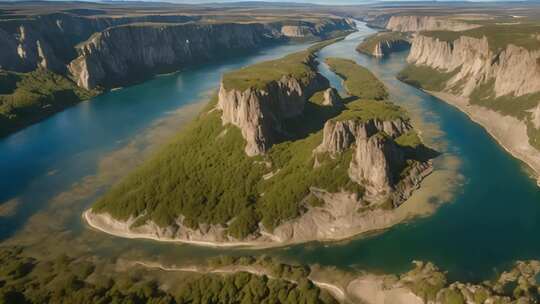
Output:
[[84, 38, 437, 247]]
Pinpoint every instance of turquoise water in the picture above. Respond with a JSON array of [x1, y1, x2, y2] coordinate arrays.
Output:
[[2, 22, 540, 283]]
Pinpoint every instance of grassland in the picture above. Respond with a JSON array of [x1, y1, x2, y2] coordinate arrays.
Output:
[[356, 31, 409, 55], [324, 57, 388, 100], [0, 69, 98, 137]]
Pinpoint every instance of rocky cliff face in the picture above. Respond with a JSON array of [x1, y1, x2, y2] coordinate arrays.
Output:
[[69, 23, 277, 89], [349, 133, 405, 201], [408, 34, 540, 98], [0, 12, 353, 90], [386, 15, 480, 32], [372, 39, 410, 57], [314, 115, 430, 205], [218, 73, 328, 156], [315, 117, 412, 155], [0, 12, 198, 73]]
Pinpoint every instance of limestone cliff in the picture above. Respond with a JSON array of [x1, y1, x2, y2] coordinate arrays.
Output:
[[357, 32, 411, 58], [0, 12, 353, 90], [386, 15, 480, 32], [217, 73, 328, 156], [349, 133, 405, 201], [408, 34, 540, 98], [0, 12, 198, 73], [371, 39, 410, 57], [69, 23, 276, 89], [315, 117, 412, 155]]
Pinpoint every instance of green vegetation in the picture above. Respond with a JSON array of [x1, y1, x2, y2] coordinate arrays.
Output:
[[0, 246, 336, 304], [356, 31, 409, 55], [93, 53, 428, 238], [175, 271, 335, 304], [469, 80, 540, 120], [207, 255, 312, 283], [441, 289, 465, 304], [332, 99, 407, 122], [222, 38, 343, 92], [397, 64, 459, 92], [395, 131, 422, 149], [0, 69, 98, 137], [0, 246, 174, 304], [92, 94, 363, 235], [324, 57, 388, 100], [421, 22, 540, 52]]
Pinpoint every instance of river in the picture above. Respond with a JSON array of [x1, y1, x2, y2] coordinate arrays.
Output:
[[2, 21, 540, 283]]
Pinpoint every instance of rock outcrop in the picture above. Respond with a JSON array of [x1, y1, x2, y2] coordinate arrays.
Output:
[[349, 133, 405, 200], [371, 39, 410, 57], [322, 88, 341, 106], [386, 15, 480, 32], [218, 73, 328, 156], [315, 117, 412, 155], [408, 34, 540, 99]]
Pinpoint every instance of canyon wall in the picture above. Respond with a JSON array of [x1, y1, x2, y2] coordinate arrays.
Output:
[[408, 34, 540, 98], [386, 15, 480, 32], [0, 12, 354, 90]]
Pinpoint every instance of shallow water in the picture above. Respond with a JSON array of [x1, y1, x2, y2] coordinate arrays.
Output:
[[2, 22, 540, 283]]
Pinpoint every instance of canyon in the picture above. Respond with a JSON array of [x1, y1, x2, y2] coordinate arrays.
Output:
[[0, 6, 354, 137]]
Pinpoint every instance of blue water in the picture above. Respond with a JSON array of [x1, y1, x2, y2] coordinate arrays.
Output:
[[2, 21, 540, 283]]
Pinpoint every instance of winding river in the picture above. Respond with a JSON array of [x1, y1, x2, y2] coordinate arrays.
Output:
[[2, 21, 540, 283]]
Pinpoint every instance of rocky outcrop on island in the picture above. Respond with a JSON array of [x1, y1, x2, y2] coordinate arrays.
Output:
[[217, 71, 328, 156], [315, 117, 412, 155], [386, 15, 480, 32]]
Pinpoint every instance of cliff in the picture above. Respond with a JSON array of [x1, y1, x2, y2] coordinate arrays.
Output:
[[356, 32, 410, 58], [218, 73, 328, 156], [69, 19, 354, 89], [402, 32, 540, 181], [407, 34, 540, 98], [386, 15, 480, 32], [0, 12, 199, 73], [0, 11, 354, 90]]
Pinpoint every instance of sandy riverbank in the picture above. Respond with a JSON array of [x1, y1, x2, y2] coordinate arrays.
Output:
[[428, 91, 540, 184], [346, 274, 422, 304]]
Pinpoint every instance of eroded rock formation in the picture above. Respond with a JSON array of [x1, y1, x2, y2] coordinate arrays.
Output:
[[315, 118, 412, 155], [349, 133, 405, 200], [408, 34, 540, 98], [386, 15, 480, 32], [218, 73, 328, 156]]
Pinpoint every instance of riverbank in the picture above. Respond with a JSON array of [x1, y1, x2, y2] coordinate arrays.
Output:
[[427, 91, 540, 185], [133, 260, 349, 302]]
